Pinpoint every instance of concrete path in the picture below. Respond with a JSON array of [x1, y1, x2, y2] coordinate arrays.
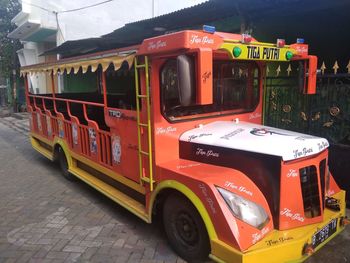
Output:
[[0, 122, 183, 263]]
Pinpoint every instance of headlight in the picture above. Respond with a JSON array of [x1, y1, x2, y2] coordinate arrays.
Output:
[[217, 187, 269, 229]]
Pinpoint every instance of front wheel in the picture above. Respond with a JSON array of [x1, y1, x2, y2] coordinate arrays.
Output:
[[163, 194, 210, 262]]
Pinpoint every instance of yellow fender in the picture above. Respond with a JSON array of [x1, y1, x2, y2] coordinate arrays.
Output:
[[149, 180, 218, 240], [53, 138, 73, 169]]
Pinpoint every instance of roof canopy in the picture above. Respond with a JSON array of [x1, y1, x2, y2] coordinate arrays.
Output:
[[20, 52, 135, 76]]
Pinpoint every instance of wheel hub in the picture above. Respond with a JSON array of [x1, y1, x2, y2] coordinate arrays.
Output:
[[175, 212, 198, 246]]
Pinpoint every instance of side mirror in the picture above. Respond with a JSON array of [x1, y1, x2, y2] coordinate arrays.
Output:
[[306, 55, 318, 94], [177, 55, 195, 106]]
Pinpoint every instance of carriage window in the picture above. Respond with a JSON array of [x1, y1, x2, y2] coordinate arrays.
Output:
[[161, 59, 179, 110], [105, 62, 136, 110], [213, 61, 259, 111]]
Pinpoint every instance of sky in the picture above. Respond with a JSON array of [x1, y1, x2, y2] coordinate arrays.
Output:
[[39, 0, 208, 41]]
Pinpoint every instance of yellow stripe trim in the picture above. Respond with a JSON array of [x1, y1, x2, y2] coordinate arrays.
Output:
[[69, 165, 149, 222], [30, 133, 150, 222], [30, 133, 146, 194], [30, 136, 54, 161], [220, 42, 296, 62], [223, 38, 291, 48]]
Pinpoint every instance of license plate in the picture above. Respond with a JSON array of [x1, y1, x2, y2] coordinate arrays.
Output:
[[311, 219, 338, 248]]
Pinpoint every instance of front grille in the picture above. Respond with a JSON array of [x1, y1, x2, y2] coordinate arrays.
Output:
[[319, 159, 327, 208], [299, 165, 321, 218]]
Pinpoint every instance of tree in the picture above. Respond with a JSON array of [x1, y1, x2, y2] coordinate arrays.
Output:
[[0, 0, 21, 80]]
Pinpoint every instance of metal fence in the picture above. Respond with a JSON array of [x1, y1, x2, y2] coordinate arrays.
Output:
[[264, 66, 350, 146]]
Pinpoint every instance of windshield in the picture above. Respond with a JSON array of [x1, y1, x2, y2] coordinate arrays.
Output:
[[161, 58, 260, 121]]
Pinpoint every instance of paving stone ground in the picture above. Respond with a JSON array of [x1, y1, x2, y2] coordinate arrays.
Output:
[[0, 122, 185, 263], [0, 117, 349, 263]]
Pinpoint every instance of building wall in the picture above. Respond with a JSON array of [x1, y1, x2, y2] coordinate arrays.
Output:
[[21, 0, 57, 30], [12, 0, 207, 94]]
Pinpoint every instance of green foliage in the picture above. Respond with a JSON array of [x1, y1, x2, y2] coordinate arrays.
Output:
[[0, 0, 21, 79]]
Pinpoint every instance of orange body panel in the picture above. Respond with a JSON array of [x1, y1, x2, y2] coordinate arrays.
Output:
[[23, 29, 346, 262], [138, 30, 224, 55], [104, 108, 139, 181], [196, 48, 213, 105]]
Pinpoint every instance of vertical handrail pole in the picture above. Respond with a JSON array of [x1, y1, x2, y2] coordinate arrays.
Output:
[[134, 57, 143, 185], [24, 73, 30, 109], [144, 56, 153, 191], [51, 72, 59, 115], [262, 64, 268, 125], [102, 69, 108, 107]]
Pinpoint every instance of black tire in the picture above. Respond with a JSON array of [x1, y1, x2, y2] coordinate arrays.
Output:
[[58, 147, 75, 181], [163, 194, 210, 262]]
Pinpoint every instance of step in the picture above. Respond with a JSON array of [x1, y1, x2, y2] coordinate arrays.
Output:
[[69, 165, 150, 223]]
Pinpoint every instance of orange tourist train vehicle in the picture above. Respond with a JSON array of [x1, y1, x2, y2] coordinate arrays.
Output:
[[22, 26, 347, 262]]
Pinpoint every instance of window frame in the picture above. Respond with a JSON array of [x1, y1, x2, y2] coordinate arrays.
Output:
[[159, 56, 262, 123]]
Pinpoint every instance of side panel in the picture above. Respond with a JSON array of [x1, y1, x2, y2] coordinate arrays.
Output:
[[104, 108, 140, 183]]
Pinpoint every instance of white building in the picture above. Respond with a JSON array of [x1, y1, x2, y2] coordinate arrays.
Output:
[[9, 0, 207, 93], [10, 0, 208, 66]]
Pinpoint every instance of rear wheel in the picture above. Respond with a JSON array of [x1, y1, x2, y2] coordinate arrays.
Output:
[[163, 194, 210, 262], [58, 147, 75, 181]]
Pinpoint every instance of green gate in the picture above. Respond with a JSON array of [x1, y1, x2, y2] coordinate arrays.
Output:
[[264, 69, 350, 145]]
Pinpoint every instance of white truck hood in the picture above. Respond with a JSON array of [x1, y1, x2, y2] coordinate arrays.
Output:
[[179, 121, 329, 161]]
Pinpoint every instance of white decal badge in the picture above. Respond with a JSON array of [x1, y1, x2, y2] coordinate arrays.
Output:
[[46, 116, 52, 136], [176, 163, 200, 170], [72, 123, 78, 145], [89, 128, 97, 154], [156, 126, 177, 135], [198, 183, 216, 214], [252, 226, 270, 244], [58, 120, 64, 138], [148, 40, 167, 50], [196, 148, 219, 158], [112, 136, 121, 164], [287, 169, 298, 178], [37, 112, 42, 131], [249, 112, 262, 120], [280, 208, 304, 222], [190, 35, 214, 45], [224, 181, 253, 196]]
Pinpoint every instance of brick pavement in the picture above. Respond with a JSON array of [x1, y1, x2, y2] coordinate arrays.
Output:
[[0, 122, 185, 263], [0, 113, 29, 135], [0, 120, 349, 263]]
